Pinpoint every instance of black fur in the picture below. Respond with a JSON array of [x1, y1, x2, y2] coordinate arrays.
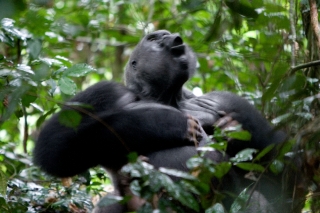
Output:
[[34, 30, 293, 213], [34, 81, 200, 177]]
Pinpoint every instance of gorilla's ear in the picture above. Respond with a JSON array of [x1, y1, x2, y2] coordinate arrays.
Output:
[[131, 60, 137, 70]]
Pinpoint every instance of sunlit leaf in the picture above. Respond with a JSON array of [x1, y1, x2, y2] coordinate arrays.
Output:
[[63, 63, 96, 77], [208, 142, 228, 151], [230, 148, 257, 162], [46, 78, 57, 96], [58, 77, 77, 95], [230, 187, 250, 213], [58, 110, 82, 128], [159, 167, 196, 180], [160, 173, 200, 211], [27, 39, 42, 60], [205, 203, 225, 213], [270, 159, 284, 175]]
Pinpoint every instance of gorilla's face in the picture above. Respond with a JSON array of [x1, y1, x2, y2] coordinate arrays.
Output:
[[125, 30, 197, 104]]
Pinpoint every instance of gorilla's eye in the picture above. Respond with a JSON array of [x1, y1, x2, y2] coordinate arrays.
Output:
[[131, 60, 137, 69], [147, 35, 156, 41]]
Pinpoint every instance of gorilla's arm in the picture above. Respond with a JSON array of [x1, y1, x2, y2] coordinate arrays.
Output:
[[181, 91, 286, 155], [33, 81, 201, 178]]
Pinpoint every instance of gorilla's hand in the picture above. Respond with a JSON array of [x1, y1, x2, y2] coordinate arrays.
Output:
[[186, 115, 203, 147], [181, 98, 221, 129], [215, 112, 241, 131]]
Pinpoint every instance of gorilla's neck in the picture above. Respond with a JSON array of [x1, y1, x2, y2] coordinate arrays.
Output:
[[134, 83, 184, 108], [150, 88, 184, 108]]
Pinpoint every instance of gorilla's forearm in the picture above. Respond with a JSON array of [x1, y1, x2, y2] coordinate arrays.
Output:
[[33, 81, 200, 177]]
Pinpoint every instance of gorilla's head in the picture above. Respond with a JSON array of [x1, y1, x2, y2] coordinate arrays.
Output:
[[125, 30, 197, 105]]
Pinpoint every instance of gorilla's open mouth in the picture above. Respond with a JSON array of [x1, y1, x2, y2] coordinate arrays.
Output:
[[170, 35, 184, 54], [171, 44, 185, 56]]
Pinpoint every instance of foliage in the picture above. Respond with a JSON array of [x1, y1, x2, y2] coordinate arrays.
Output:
[[0, 0, 319, 212]]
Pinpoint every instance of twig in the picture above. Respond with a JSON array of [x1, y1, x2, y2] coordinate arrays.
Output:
[[22, 91, 131, 153], [63, 103, 131, 153], [290, 60, 320, 72], [21, 106, 28, 154], [245, 161, 271, 207]]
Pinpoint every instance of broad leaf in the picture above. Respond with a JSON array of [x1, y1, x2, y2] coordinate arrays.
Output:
[[63, 63, 96, 77], [58, 110, 82, 128], [58, 77, 77, 95], [230, 148, 257, 162], [205, 203, 225, 213], [234, 162, 265, 172]]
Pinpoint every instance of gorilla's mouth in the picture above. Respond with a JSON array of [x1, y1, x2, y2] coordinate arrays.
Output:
[[170, 35, 185, 56]]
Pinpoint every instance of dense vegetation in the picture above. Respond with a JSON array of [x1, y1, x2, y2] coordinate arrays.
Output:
[[0, 0, 320, 212]]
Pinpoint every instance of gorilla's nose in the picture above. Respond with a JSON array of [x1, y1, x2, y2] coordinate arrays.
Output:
[[164, 34, 185, 56], [164, 34, 183, 47]]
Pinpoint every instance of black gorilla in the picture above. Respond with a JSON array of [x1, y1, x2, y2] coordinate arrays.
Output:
[[124, 30, 286, 156], [34, 30, 293, 213], [33, 81, 203, 177]]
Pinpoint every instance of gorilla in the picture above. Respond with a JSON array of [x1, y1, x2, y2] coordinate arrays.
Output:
[[34, 30, 295, 213]]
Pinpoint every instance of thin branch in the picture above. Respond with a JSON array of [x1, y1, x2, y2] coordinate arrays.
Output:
[[22, 91, 131, 153], [63, 103, 131, 153], [21, 106, 28, 154], [16, 39, 21, 64], [290, 60, 320, 72]]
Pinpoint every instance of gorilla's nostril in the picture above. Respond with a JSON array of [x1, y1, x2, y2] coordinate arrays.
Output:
[[172, 36, 183, 47]]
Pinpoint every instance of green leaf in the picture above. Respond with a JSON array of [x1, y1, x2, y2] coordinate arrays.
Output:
[[46, 78, 57, 96], [63, 63, 96, 77], [214, 162, 232, 179], [208, 142, 228, 152], [0, 167, 6, 196], [230, 148, 257, 162], [186, 156, 204, 169], [234, 162, 265, 172], [254, 144, 275, 161], [127, 152, 138, 163], [21, 87, 37, 107], [55, 55, 73, 67], [0, 31, 14, 46], [1, 85, 28, 121], [58, 77, 77, 95], [27, 39, 42, 60], [36, 107, 57, 128], [58, 110, 82, 128], [160, 174, 199, 211], [270, 159, 284, 174], [206, 203, 225, 213], [16, 64, 34, 75], [159, 167, 196, 180], [1, 18, 28, 40], [230, 186, 250, 213], [227, 130, 251, 141], [130, 179, 142, 196]]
